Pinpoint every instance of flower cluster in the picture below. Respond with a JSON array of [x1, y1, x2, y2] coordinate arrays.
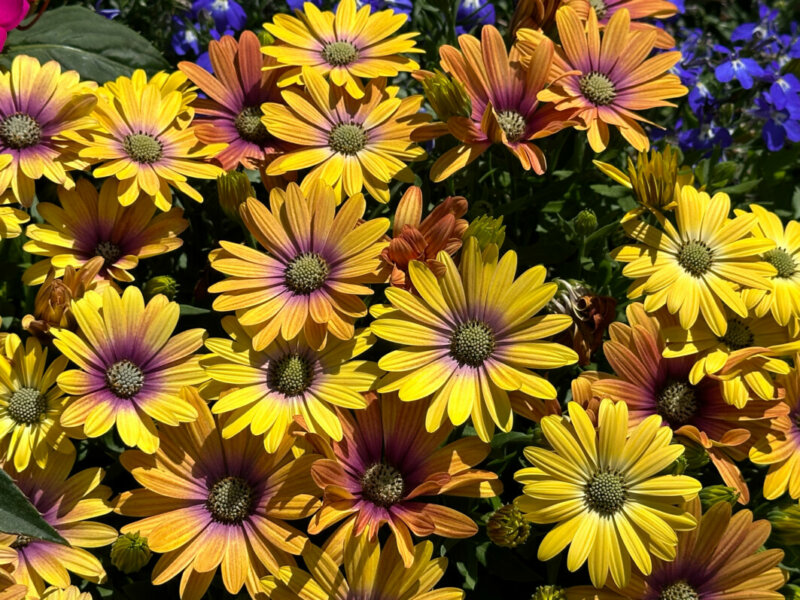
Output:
[[0, 1, 798, 600]]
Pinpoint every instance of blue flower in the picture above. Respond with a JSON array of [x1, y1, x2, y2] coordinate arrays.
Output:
[[288, 0, 321, 10], [356, 0, 412, 16], [171, 17, 201, 56], [192, 0, 247, 32], [767, 73, 800, 111], [94, 0, 120, 19], [714, 52, 765, 90], [688, 82, 714, 114], [754, 94, 800, 151], [730, 4, 779, 45], [455, 0, 495, 35]]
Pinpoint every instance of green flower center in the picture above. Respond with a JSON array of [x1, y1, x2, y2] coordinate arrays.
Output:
[[719, 318, 754, 351], [206, 476, 253, 524], [10, 535, 32, 549], [450, 320, 495, 367], [677, 240, 714, 276], [497, 110, 527, 142], [658, 581, 700, 600], [657, 379, 698, 427], [0, 113, 42, 149], [588, 0, 608, 18], [123, 133, 164, 164], [322, 41, 359, 66], [7, 387, 47, 425], [585, 469, 627, 515], [764, 247, 797, 279], [267, 353, 314, 397], [106, 360, 145, 399], [578, 71, 617, 106], [284, 252, 329, 294], [328, 123, 367, 155], [234, 105, 271, 145], [360, 462, 405, 507], [95, 240, 121, 265]]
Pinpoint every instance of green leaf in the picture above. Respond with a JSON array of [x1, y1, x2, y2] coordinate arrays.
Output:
[[0, 6, 169, 83], [718, 179, 762, 195], [179, 304, 211, 316], [0, 469, 67, 544]]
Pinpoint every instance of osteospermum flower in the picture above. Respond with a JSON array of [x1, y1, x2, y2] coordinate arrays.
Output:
[[750, 358, 800, 499], [0, 203, 27, 240], [262, 68, 428, 204], [371, 236, 578, 441], [22, 178, 187, 286], [202, 316, 381, 451], [0, 334, 73, 471], [262, 534, 464, 600], [611, 186, 776, 337], [0, 453, 117, 597], [306, 392, 501, 566], [52, 286, 206, 453], [75, 70, 224, 210], [115, 387, 321, 600], [568, 499, 786, 600], [262, 0, 422, 98], [514, 399, 701, 588], [526, 7, 687, 152], [382, 186, 468, 291], [662, 306, 800, 407], [178, 31, 291, 171], [423, 26, 574, 182], [573, 303, 788, 503], [209, 182, 389, 351], [739, 204, 800, 328], [564, 0, 678, 49], [0, 56, 97, 207]]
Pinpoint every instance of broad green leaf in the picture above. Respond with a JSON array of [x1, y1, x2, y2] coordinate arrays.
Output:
[[179, 304, 211, 316], [0, 469, 67, 544], [0, 6, 169, 83]]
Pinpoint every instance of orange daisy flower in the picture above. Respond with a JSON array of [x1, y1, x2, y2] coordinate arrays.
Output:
[[562, 0, 679, 49]]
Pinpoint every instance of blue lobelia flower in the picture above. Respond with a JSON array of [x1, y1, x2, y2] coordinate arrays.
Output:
[[192, 0, 247, 32], [455, 0, 495, 35], [287, 0, 321, 10], [714, 48, 765, 90], [357, 0, 413, 16], [767, 73, 800, 111], [754, 93, 800, 151], [94, 0, 120, 19], [171, 16, 201, 56]]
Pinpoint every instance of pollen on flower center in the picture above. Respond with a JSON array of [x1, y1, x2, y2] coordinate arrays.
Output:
[[234, 106, 271, 145], [0, 113, 42, 149], [10, 535, 32, 549], [7, 387, 47, 425], [284, 252, 329, 294], [579, 71, 617, 106], [328, 123, 367, 155], [656, 379, 698, 427], [658, 580, 700, 600], [123, 133, 164, 164], [764, 247, 797, 278], [105, 360, 145, 399], [677, 240, 714, 276], [450, 319, 495, 367], [321, 41, 359, 66], [588, 0, 608, 18], [497, 110, 527, 142], [585, 469, 627, 515], [206, 476, 253, 524], [95, 240, 122, 265], [360, 462, 405, 507], [720, 318, 754, 350], [267, 353, 314, 397]]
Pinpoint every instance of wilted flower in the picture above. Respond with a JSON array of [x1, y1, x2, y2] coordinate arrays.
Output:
[[216, 171, 254, 222], [382, 186, 468, 291], [699, 485, 740, 511], [142, 276, 178, 302], [463, 214, 506, 251], [414, 69, 472, 122], [110, 532, 151, 574], [486, 504, 531, 548], [21, 257, 103, 341]]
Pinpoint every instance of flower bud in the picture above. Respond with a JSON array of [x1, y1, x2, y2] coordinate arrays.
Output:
[[143, 276, 179, 302], [418, 70, 472, 122], [258, 30, 275, 46], [217, 171, 255, 222], [110, 532, 151, 574], [573, 209, 597, 236], [463, 215, 506, 252], [767, 504, 800, 546], [486, 504, 531, 548], [530, 586, 566, 600], [680, 438, 710, 472], [699, 485, 739, 511]]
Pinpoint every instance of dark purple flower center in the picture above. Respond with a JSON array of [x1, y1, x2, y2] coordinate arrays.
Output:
[[206, 476, 253, 524], [234, 106, 271, 145], [0, 113, 42, 149], [95, 240, 122, 266], [360, 462, 405, 507], [106, 360, 145, 399], [657, 379, 698, 427], [658, 580, 700, 600]]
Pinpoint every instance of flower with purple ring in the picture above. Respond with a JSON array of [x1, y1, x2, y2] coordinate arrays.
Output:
[[192, 0, 247, 32]]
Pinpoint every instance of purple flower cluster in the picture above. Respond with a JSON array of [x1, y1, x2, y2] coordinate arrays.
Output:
[[668, 4, 800, 153], [170, 0, 247, 68]]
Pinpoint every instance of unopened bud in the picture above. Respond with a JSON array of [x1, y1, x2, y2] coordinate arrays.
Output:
[[217, 171, 255, 222], [574, 209, 597, 236], [110, 532, 151, 574], [486, 504, 530, 548], [463, 215, 505, 252], [419, 70, 472, 122], [258, 30, 275, 46], [767, 504, 800, 546], [699, 485, 739, 511], [143, 276, 178, 302]]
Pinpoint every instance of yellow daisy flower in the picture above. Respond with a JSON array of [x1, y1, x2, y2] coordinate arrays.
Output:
[[514, 399, 701, 588], [209, 182, 389, 351], [202, 316, 381, 451], [0, 203, 28, 240], [74, 70, 224, 210], [262, 0, 422, 98], [262, 67, 428, 204], [370, 236, 578, 442], [0, 334, 73, 471], [22, 178, 187, 286], [611, 185, 776, 337], [52, 286, 207, 453], [738, 204, 800, 328], [0, 55, 97, 207]]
